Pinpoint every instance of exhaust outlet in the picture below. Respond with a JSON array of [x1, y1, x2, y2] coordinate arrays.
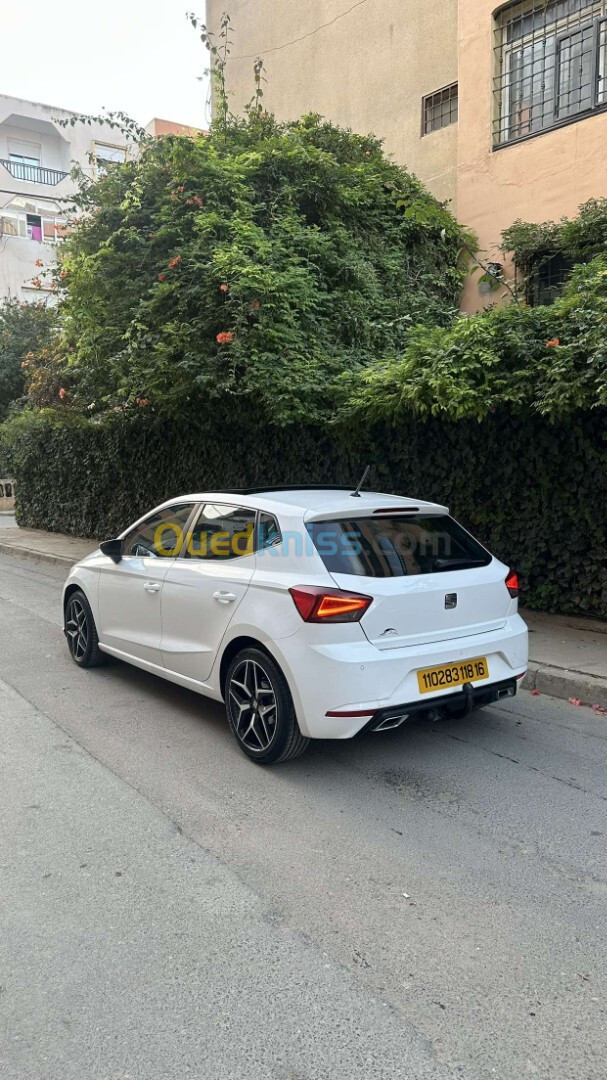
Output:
[[372, 713, 410, 732]]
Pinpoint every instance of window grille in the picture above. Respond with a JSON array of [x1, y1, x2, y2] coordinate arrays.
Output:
[[493, 0, 607, 146], [526, 252, 573, 304], [422, 83, 459, 135]]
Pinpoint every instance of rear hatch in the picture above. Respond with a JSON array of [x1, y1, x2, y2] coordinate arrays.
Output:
[[306, 511, 511, 649]]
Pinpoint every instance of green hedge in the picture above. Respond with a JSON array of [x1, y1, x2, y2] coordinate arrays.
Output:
[[3, 405, 606, 617]]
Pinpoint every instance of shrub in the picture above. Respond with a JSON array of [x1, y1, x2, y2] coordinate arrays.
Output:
[[40, 113, 468, 425], [503, 197, 607, 269], [0, 299, 55, 420], [341, 255, 607, 422], [2, 404, 605, 618]]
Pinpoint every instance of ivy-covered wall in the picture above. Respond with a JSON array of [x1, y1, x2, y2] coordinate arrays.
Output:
[[4, 406, 605, 618]]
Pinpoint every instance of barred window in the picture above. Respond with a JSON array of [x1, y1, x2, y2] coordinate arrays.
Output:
[[422, 83, 459, 135], [493, 0, 607, 146], [526, 252, 573, 304]]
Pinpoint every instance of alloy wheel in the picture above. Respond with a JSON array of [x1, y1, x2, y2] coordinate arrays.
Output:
[[228, 658, 278, 752], [66, 597, 89, 661]]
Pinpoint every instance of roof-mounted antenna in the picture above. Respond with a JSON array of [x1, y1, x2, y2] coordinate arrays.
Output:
[[351, 464, 370, 498]]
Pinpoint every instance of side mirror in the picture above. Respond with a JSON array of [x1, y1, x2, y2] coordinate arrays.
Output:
[[100, 538, 123, 564]]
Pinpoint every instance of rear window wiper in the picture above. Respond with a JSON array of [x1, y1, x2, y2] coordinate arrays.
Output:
[[433, 558, 488, 571]]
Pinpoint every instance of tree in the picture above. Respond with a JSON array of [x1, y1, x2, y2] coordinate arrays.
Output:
[[37, 111, 470, 424], [0, 299, 55, 420]]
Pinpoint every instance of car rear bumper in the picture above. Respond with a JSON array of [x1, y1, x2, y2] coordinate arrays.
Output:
[[363, 676, 519, 732], [272, 614, 528, 738]]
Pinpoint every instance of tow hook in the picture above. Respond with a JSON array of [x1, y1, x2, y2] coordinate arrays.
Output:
[[461, 682, 475, 717]]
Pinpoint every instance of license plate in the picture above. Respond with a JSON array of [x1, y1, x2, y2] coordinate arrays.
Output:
[[417, 657, 489, 694]]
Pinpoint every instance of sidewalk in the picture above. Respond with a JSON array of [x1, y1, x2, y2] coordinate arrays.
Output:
[[0, 523, 605, 708], [0, 523, 96, 567], [523, 609, 607, 708]]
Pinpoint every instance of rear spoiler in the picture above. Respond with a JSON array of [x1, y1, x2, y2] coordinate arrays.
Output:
[[304, 504, 449, 523]]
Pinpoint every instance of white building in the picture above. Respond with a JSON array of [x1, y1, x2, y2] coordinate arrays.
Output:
[[0, 94, 134, 303]]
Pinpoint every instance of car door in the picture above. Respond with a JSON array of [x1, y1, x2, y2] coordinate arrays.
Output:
[[97, 502, 199, 665], [160, 502, 257, 683]]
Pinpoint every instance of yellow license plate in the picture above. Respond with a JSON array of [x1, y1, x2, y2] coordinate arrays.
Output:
[[417, 657, 489, 694]]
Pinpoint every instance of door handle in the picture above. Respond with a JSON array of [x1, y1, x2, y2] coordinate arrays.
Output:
[[213, 590, 237, 604], [144, 581, 161, 593]]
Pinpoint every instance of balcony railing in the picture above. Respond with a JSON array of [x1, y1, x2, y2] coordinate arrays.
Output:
[[0, 159, 69, 186]]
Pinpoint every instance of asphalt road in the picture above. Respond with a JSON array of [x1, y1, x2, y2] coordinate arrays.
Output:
[[0, 553, 605, 1080]]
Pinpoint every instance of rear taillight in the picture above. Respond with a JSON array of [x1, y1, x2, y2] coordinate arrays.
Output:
[[289, 585, 372, 623], [505, 569, 519, 598]]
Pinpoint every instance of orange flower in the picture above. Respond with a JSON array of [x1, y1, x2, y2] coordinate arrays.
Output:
[[219, 283, 229, 293], [35, 258, 44, 267], [157, 273, 166, 282], [135, 396, 149, 407], [176, 185, 185, 193], [249, 299, 261, 310], [58, 388, 67, 400], [31, 278, 42, 289], [216, 331, 234, 344], [193, 195, 203, 207], [21, 360, 30, 368], [168, 256, 181, 269], [546, 337, 560, 347]]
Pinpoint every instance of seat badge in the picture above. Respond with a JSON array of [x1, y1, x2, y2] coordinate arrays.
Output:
[[445, 593, 458, 610]]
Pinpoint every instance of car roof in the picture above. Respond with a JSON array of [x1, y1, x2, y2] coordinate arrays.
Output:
[[167, 488, 448, 517]]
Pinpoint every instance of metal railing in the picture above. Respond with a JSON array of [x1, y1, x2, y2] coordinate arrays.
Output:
[[0, 159, 69, 186]]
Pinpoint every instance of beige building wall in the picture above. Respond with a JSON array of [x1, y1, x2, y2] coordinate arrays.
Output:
[[458, 0, 607, 311], [207, 0, 459, 208]]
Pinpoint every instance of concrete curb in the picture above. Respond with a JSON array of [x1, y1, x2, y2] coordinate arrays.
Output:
[[522, 664, 607, 709], [0, 542, 85, 569]]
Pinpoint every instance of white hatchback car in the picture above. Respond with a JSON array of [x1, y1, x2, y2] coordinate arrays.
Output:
[[63, 487, 528, 763]]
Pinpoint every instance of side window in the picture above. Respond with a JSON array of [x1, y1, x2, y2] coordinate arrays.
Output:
[[122, 503, 195, 559], [185, 503, 256, 561], [257, 512, 282, 550]]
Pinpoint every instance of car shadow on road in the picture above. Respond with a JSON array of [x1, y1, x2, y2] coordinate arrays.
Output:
[[93, 650, 521, 782]]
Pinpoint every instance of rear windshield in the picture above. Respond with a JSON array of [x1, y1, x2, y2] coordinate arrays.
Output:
[[306, 515, 491, 578]]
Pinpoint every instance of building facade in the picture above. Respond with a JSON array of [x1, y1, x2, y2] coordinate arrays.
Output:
[[0, 94, 132, 302], [458, 0, 607, 308], [207, 0, 607, 310], [207, 0, 459, 208], [0, 98, 203, 304]]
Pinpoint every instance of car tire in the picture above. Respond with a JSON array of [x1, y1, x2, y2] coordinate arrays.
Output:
[[65, 589, 107, 668], [225, 647, 310, 764]]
